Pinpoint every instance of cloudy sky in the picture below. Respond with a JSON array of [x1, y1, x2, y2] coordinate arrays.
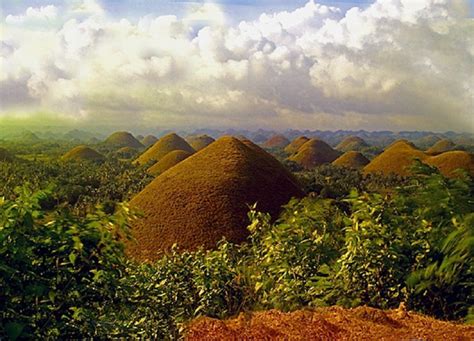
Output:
[[1, 0, 473, 132]]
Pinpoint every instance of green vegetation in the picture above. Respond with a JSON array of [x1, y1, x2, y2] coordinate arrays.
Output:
[[1, 162, 472, 339]]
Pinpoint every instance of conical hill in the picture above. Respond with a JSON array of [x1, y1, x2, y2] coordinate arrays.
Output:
[[128, 136, 303, 261], [332, 151, 370, 169], [284, 136, 310, 155], [62, 146, 105, 162], [135, 133, 195, 165], [147, 150, 193, 176], [288, 138, 340, 169], [104, 131, 144, 149]]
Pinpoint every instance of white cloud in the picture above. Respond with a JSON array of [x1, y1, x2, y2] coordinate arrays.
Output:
[[5, 5, 58, 25], [0, 0, 472, 132]]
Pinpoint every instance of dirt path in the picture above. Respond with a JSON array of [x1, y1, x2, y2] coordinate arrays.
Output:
[[186, 306, 474, 340]]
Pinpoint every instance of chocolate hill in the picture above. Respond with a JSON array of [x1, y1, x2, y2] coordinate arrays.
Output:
[[104, 131, 144, 149], [263, 135, 290, 149], [284, 136, 310, 155], [141, 135, 158, 147], [187, 135, 215, 151], [62, 146, 105, 162], [128, 136, 303, 261], [335, 136, 369, 152], [332, 151, 370, 169], [0, 147, 15, 162], [135, 133, 195, 165], [364, 140, 427, 176], [425, 151, 474, 178], [288, 139, 341, 169], [414, 134, 442, 149], [147, 150, 193, 176], [426, 139, 456, 155]]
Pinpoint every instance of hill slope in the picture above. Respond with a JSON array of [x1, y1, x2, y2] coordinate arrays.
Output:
[[141, 135, 158, 147], [426, 139, 456, 155], [147, 150, 193, 175], [128, 136, 303, 261], [104, 131, 144, 149], [187, 135, 215, 151], [284, 136, 309, 155], [335, 136, 369, 152], [426, 151, 474, 177], [262, 135, 290, 149]]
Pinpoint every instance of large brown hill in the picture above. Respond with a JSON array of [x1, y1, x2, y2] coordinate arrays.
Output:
[[262, 135, 290, 149], [147, 150, 193, 176], [332, 151, 369, 169], [426, 151, 474, 177], [335, 136, 369, 152], [104, 131, 144, 149], [62, 146, 105, 162], [288, 139, 340, 169], [284, 136, 309, 155], [128, 136, 303, 261], [135, 133, 195, 165], [364, 140, 427, 176], [187, 135, 215, 151]]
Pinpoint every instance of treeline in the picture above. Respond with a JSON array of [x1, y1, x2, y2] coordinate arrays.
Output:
[[1, 165, 472, 339]]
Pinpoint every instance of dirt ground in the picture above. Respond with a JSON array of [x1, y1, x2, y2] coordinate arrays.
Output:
[[186, 305, 474, 340]]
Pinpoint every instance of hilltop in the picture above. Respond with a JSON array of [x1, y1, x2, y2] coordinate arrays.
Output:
[[186, 135, 215, 151], [62, 146, 105, 162], [288, 138, 340, 169], [426, 151, 474, 177], [284, 136, 309, 155], [141, 135, 158, 148], [335, 136, 369, 152], [364, 140, 427, 176], [332, 151, 369, 169], [426, 139, 457, 155], [103, 131, 144, 149], [262, 135, 290, 149]]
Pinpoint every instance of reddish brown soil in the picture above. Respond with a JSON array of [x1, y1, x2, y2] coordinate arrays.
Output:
[[186, 306, 474, 340], [128, 136, 303, 261], [284, 136, 310, 155], [289, 138, 341, 169], [332, 151, 370, 169], [263, 135, 290, 149], [135, 133, 195, 165]]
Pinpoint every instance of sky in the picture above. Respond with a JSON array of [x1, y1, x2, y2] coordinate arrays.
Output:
[[1, 0, 473, 132]]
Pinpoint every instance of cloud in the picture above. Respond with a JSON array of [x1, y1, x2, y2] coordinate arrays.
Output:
[[5, 5, 58, 25], [0, 0, 472, 132]]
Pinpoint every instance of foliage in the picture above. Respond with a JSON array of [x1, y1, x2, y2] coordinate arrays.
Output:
[[0, 187, 134, 339]]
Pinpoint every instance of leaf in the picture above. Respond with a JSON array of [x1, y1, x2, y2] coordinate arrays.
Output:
[[5, 322, 25, 340], [69, 252, 77, 265]]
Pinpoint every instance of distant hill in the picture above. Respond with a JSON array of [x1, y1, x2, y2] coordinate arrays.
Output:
[[103, 131, 144, 149], [289, 139, 341, 169], [62, 146, 105, 162], [147, 150, 193, 175], [63, 129, 99, 141], [135, 133, 195, 165], [335, 136, 369, 152], [128, 136, 303, 261], [187, 135, 215, 151], [263, 135, 290, 149], [332, 151, 369, 169], [413, 134, 442, 149], [141, 135, 158, 148], [284, 136, 310, 155], [364, 140, 427, 176], [426, 139, 457, 155]]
